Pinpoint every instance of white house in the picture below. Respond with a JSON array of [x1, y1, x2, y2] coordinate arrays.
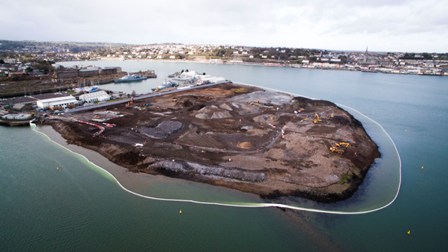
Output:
[[36, 96, 78, 110], [79, 91, 110, 103], [330, 58, 342, 63]]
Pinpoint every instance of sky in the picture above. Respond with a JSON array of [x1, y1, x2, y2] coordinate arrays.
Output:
[[1, 0, 447, 52]]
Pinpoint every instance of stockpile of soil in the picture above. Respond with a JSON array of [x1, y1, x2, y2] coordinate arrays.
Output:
[[140, 121, 183, 139]]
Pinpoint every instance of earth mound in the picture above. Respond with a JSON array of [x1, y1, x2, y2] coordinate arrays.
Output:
[[45, 83, 380, 202]]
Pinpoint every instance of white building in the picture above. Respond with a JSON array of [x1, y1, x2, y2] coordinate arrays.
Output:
[[330, 58, 342, 63], [4, 58, 17, 64], [79, 91, 110, 103], [36, 96, 78, 110]]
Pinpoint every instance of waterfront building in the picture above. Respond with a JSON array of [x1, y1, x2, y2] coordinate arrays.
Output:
[[79, 67, 100, 77], [36, 96, 78, 110], [79, 91, 110, 103], [56, 68, 79, 79], [100, 67, 121, 75]]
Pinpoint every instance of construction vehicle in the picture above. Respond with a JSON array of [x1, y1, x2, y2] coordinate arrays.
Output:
[[125, 97, 134, 108], [336, 142, 350, 148], [330, 146, 345, 154], [330, 141, 350, 154], [312, 113, 322, 124]]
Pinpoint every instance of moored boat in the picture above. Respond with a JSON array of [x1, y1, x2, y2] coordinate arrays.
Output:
[[114, 74, 148, 83]]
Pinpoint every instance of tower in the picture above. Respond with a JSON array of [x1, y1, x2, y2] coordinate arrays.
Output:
[[364, 46, 369, 63]]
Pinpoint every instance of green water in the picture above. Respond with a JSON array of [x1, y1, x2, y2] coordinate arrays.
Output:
[[2, 61, 448, 251]]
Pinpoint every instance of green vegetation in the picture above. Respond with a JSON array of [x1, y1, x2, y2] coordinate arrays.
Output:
[[233, 87, 248, 94], [31, 60, 55, 74], [339, 172, 353, 185]]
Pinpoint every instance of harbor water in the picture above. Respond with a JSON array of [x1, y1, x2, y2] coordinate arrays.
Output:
[[1, 61, 447, 251]]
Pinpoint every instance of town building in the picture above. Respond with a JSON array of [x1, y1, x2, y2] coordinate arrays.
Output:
[[56, 68, 79, 79], [100, 67, 121, 75], [78, 67, 100, 77]]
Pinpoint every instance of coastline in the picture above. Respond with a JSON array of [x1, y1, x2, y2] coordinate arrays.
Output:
[[41, 83, 380, 203], [30, 90, 402, 214], [86, 57, 448, 77], [2, 46, 443, 251], [35, 124, 263, 203], [34, 124, 346, 251]]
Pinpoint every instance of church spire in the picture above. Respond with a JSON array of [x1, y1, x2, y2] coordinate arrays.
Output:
[[364, 46, 369, 63]]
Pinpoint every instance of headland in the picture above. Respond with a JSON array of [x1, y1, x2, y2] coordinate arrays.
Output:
[[41, 83, 380, 202]]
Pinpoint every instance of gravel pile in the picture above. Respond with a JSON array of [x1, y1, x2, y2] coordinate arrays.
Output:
[[140, 120, 183, 139]]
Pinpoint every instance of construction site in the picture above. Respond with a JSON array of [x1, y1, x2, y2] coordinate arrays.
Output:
[[43, 83, 380, 202]]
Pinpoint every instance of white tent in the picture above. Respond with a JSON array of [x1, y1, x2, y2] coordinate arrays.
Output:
[[79, 91, 110, 103]]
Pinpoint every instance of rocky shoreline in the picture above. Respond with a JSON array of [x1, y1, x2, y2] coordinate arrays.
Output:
[[44, 83, 380, 202]]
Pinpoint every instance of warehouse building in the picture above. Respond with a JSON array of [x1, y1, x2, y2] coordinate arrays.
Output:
[[79, 91, 111, 103], [36, 96, 78, 110]]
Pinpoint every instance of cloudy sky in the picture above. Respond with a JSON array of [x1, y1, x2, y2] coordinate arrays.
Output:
[[1, 0, 447, 52]]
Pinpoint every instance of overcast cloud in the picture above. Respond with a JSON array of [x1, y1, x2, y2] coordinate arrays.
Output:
[[0, 0, 447, 52]]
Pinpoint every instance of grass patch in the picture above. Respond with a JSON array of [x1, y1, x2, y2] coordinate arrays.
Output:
[[339, 172, 353, 184], [233, 87, 247, 94]]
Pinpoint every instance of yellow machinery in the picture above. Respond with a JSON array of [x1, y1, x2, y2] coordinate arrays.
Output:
[[312, 113, 322, 124], [330, 141, 351, 154], [336, 142, 350, 148], [329, 146, 344, 154]]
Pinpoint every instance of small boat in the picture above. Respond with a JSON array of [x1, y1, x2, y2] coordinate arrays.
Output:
[[114, 74, 148, 83]]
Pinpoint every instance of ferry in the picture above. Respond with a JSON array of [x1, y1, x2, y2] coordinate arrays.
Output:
[[114, 74, 148, 83]]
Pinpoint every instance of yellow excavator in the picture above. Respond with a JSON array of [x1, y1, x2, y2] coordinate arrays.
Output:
[[312, 113, 322, 124], [330, 141, 351, 154], [336, 142, 350, 148], [330, 146, 344, 154]]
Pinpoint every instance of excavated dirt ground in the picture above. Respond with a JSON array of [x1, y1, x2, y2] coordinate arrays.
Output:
[[46, 83, 380, 202]]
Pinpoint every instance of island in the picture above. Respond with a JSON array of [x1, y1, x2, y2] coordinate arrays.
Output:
[[42, 83, 380, 202]]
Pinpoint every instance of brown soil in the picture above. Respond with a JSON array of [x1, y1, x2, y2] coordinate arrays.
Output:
[[44, 83, 380, 202]]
